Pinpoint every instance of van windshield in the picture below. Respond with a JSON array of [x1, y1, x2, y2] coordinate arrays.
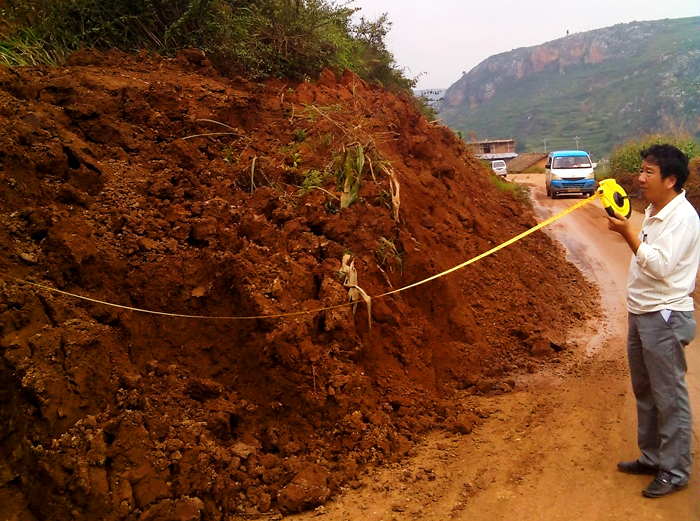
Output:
[[552, 156, 591, 169], [492, 161, 506, 167]]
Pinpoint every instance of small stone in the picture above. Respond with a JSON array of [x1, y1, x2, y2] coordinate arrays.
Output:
[[391, 502, 405, 512], [452, 413, 476, 435], [20, 253, 37, 264]]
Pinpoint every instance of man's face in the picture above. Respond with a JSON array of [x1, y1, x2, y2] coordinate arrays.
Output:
[[638, 159, 676, 204]]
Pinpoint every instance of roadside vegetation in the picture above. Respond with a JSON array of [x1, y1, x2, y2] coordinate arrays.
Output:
[[605, 135, 700, 213], [0, 0, 419, 94], [478, 160, 532, 208], [608, 135, 699, 177], [491, 175, 532, 209]]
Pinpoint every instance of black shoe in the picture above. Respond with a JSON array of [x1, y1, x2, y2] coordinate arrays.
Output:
[[617, 459, 659, 475], [642, 471, 687, 498]]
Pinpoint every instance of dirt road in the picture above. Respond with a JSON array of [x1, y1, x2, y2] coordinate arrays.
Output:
[[287, 173, 700, 521]]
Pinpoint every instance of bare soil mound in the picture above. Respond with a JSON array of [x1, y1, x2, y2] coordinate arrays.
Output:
[[0, 50, 599, 520]]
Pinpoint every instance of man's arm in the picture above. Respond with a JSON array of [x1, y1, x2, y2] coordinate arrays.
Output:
[[607, 211, 694, 279], [606, 212, 641, 254]]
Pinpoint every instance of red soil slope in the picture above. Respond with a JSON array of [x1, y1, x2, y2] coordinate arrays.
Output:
[[0, 49, 599, 520]]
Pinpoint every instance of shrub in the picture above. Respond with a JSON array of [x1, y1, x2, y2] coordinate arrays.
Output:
[[299, 169, 330, 194], [0, 0, 418, 93], [610, 135, 700, 177]]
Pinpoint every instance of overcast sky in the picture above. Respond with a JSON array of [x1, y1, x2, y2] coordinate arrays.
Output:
[[350, 0, 700, 90]]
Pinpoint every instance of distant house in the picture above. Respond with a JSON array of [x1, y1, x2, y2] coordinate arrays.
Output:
[[506, 153, 548, 173], [465, 139, 518, 161]]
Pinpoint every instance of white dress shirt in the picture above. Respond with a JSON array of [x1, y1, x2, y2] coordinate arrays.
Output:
[[628, 190, 700, 314]]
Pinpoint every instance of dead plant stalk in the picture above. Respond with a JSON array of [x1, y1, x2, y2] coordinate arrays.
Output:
[[250, 156, 257, 194], [339, 254, 372, 330], [311, 105, 350, 137], [381, 164, 401, 222]]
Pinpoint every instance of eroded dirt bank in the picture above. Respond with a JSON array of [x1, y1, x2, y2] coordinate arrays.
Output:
[[0, 50, 599, 520], [283, 175, 699, 521]]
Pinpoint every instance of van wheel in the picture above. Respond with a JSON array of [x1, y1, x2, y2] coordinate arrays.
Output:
[[546, 185, 551, 197], [551, 190, 557, 199]]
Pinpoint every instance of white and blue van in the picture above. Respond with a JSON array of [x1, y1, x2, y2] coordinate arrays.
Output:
[[545, 150, 596, 198]]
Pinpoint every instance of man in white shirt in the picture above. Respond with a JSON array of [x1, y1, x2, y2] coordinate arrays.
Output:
[[606, 144, 699, 498]]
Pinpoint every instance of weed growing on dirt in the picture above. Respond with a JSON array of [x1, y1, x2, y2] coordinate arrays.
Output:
[[413, 92, 438, 121], [299, 169, 332, 195], [0, 28, 63, 66], [375, 237, 403, 273], [222, 145, 240, 165], [302, 105, 318, 123], [290, 152, 302, 169], [491, 175, 532, 208], [379, 190, 393, 210], [293, 128, 307, 143]]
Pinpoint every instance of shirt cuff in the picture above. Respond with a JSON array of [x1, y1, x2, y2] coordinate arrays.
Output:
[[635, 242, 651, 267]]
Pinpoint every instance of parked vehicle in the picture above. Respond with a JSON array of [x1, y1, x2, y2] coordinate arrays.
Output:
[[491, 160, 507, 177], [544, 150, 596, 198]]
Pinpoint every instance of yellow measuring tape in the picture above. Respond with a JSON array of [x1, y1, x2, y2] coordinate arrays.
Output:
[[5, 181, 628, 320]]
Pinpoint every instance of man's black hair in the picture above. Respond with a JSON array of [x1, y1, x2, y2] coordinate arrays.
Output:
[[640, 144, 690, 193]]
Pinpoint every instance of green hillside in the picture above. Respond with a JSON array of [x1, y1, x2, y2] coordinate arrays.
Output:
[[437, 17, 700, 160]]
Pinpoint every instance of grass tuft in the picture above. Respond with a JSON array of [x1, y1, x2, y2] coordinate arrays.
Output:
[[491, 175, 532, 208]]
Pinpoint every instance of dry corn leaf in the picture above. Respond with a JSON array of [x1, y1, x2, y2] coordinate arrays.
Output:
[[381, 164, 400, 222], [339, 254, 372, 330], [339, 254, 354, 279], [345, 284, 372, 330]]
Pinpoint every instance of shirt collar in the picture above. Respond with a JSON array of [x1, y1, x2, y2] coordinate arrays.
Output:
[[645, 190, 687, 221]]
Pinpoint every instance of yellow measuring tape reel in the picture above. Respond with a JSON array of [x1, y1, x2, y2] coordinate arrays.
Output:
[[598, 178, 632, 219]]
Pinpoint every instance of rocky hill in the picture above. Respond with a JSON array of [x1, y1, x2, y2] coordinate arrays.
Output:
[[437, 17, 700, 159]]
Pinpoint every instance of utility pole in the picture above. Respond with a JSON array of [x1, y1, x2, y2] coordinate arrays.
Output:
[[574, 136, 580, 149], [543, 138, 547, 153]]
